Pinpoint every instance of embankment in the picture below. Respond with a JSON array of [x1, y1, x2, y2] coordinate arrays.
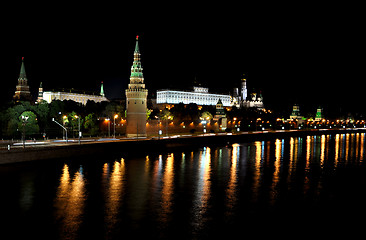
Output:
[[1, 129, 365, 165]]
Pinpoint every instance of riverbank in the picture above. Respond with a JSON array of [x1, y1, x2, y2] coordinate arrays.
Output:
[[1, 128, 365, 165]]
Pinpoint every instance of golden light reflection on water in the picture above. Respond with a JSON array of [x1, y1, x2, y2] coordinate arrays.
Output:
[[361, 133, 365, 162], [253, 141, 262, 197], [226, 144, 239, 212], [270, 139, 283, 203], [161, 154, 174, 221], [104, 159, 125, 233], [289, 137, 300, 176], [50, 133, 366, 238], [192, 147, 211, 230], [55, 164, 86, 239]]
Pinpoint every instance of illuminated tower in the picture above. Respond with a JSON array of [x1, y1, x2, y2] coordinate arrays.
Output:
[[125, 36, 148, 138], [241, 75, 247, 102], [37, 82, 43, 102], [315, 106, 323, 121], [13, 57, 32, 102], [290, 104, 301, 119]]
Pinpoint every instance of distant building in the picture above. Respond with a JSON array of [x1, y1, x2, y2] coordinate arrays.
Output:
[[231, 75, 264, 109], [13, 57, 32, 102], [39, 82, 108, 105], [37, 82, 43, 103], [315, 106, 323, 121], [157, 86, 231, 107], [213, 99, 227, 131], [290, 104, 302, 119], [289, 104, 305, 125]]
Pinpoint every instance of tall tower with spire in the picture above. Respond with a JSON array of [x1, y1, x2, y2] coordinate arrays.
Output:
[[13, 57, 32, 102], [125, 36, 148, 138]]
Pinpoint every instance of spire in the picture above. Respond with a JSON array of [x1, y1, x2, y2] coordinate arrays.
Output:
[[13, 57, 31, 102], [100, 81, 105, 97], [19, 57, 27, 80], [134, 35, 140, 53], [130, 36, 143, 79]]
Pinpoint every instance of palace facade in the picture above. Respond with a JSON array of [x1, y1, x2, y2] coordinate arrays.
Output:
[[157, 86, 231, 107]]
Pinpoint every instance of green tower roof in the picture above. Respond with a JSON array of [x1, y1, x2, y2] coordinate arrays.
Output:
[[19, 57, 27, 79], [100, 81, 105, 96], [130, 36, 143, 78], [134, 35, 140, 53]]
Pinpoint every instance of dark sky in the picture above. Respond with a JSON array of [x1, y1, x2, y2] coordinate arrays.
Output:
[[1, 3, 364, 116]]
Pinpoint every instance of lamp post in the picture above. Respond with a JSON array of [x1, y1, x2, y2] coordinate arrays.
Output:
[[63, 115, 67, 140], [52, 118, 68, 143], [155, 115, 161, 139], [75, 115, 81, 144], [166, 116, 172, 137], [105, 118, 110, 137], [21, 115, 29, 149], [114, 114, 118, 138]]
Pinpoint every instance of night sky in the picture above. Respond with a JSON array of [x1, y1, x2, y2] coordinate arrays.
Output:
[[1, 3, 364, 116]]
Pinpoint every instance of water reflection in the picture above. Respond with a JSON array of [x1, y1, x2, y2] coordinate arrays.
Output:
[[252, 141, 262, 199], [161, 154, 174, 222], [192, 147, 211, 231], [333, 133, 366, 167], [55, 164, 86, 239], [104, 159, 125, 235], [226, 144, 239, 214], [46, 132, 366, 239]]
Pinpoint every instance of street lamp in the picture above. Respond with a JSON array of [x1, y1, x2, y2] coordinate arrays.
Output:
[[21, 115, 29, 149], [155, 115, 161, 139], [105, 118, 110, 137], [166, 116, 172, 137], [114, 114, 118, 138], [52, 118, 68, 143], [75, 115, 81, 144]]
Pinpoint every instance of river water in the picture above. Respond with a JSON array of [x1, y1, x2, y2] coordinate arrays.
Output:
[[1, 133, 366, 239]]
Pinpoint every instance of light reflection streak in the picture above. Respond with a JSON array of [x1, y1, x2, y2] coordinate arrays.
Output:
[[320, 135, 326, 168], [161, 154, 174, 222], [105, 159, 125, 234], [252, 141, 263, 200], [361, 133, 365, 162], [271, 139, 282, 204], [289, 137, 299, 177], [355, 133, 360, 160], [55, 164, 86, 240], [226, 144, 239, 214], [306, 136, 312, 170], [345, 134, 350, 161], [304, 136, 313, 195], [335, 134, 340, 167], [192, 147, 211, 231]]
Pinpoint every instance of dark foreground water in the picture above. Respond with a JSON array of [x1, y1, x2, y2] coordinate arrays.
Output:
[[1, 133, 366, 239]]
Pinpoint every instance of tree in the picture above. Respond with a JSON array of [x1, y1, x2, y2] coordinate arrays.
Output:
[[159, 108, 173, 120], [201, 111, 213, 121], [84, 113, 98, 136], [18, 111, 39, 136], [146, 109, 152, 120], [33, 101, 49, 131]]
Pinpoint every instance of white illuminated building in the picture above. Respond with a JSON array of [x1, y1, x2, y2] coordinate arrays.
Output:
[[42, 91, 108, 105], [157, 86, 231, 107], [39, 82, 108, 105]]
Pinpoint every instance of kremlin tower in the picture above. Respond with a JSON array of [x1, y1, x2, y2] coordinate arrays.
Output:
[[125, 36, 148, 138], [13, 57, 32, 102]]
